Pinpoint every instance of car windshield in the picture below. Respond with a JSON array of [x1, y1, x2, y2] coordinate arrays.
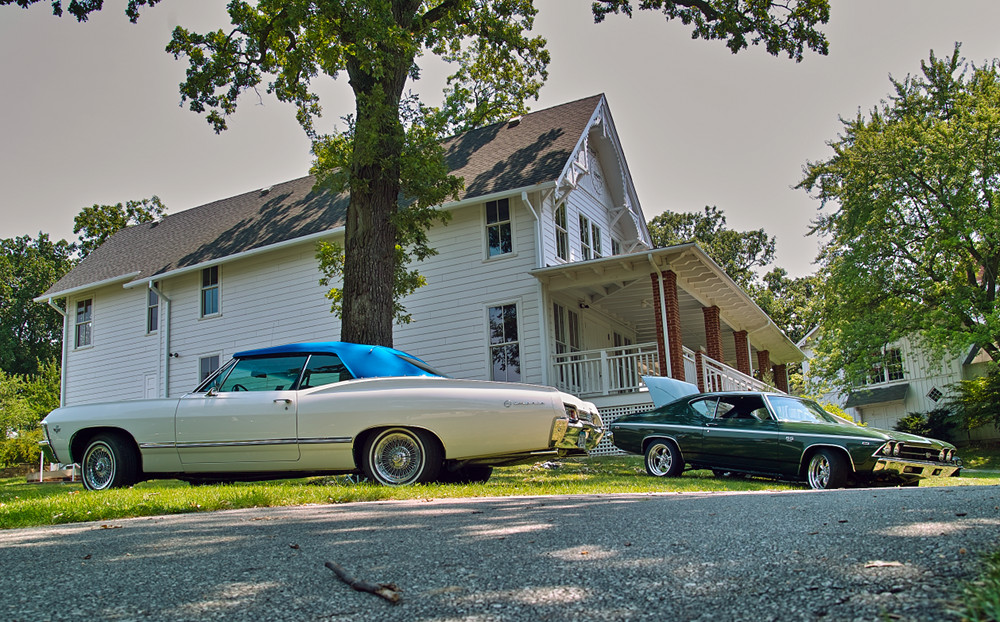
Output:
[[767, 396, 848, 424]]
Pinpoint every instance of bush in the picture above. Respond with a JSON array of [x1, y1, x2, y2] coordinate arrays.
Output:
[[894, 408, 956, 442], [949, 365, 1000, 438], [0, 428, 42, 467]]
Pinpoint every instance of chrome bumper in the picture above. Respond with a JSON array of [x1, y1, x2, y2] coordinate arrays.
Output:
[[551, 418, 605, 453], [872, 457, 961, 479]]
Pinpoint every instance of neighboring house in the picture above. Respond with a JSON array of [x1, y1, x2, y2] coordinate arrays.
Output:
[[35, 94, 803, 451], [798, 328, 998, 442]]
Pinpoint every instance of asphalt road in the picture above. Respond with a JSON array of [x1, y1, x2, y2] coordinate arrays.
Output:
[[2, 485, 999, 622]]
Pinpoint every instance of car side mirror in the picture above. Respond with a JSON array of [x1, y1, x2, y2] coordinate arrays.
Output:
[[206, 386, 219, 397]]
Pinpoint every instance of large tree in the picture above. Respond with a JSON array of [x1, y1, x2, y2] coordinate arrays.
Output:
[[799, 45, 1000, 388], [648, 206, 777, 290], [0, 234, 75, 375], [73, 196, 167, 259], [6, 0, 831, 347]]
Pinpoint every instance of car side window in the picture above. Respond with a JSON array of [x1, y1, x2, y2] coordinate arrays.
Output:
[[689, 397, 719, 419], [217, 355, 308, 392], [716, 395, 768, 420], [299, 354, 354, 389]]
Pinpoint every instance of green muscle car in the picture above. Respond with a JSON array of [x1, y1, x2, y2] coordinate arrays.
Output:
[[609, 379, 961, 489]]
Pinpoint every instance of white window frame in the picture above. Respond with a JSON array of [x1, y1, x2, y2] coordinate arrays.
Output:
[[580, 214, 592, 260], [200, 266, 221, 318], [487, 302, 522, 382], [485, 198, 514, 259], [591, 223, 603, 259], [146, 282, 159, 334], [554, 202, 569, 261], [74, 297, 93, 349], [199, 354, 221, 383]]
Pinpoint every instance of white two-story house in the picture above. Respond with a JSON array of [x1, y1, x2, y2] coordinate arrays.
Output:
[[36, 95, 803, 449]]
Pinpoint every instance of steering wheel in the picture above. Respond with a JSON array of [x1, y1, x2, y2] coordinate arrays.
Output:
[[231, 384, 248, 392]]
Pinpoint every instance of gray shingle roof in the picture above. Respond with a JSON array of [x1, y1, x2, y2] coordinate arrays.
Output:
[[42, 94, 604, 297]]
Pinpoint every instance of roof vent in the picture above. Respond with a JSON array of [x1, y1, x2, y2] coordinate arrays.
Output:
[[260, 186, 272, 197], [507, 117, 521, 128]]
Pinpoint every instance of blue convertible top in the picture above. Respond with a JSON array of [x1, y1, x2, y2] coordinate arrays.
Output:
[[233, 342, 443, 379]]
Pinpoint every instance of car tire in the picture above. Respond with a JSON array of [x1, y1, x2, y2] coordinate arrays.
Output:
[[362, 428, 442, 486], [806, 448, 848, 490], [644, 439, 683, 478], [81, 433, 139, 491]]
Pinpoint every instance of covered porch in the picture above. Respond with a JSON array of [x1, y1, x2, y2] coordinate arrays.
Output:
[[532, 244, 803, 402]]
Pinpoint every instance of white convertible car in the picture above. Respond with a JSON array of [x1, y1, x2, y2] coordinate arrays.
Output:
[[41, 342, 604, 490]]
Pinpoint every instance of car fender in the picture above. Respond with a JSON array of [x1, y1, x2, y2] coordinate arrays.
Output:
[[798, 443, 856, 476]]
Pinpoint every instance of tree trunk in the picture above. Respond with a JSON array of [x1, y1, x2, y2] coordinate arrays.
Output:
[[340, 51, 412, 347]]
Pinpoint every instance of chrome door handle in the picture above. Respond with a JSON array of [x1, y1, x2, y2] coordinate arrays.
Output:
[[273, 399, 292, 405]]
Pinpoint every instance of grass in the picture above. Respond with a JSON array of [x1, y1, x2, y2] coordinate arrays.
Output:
[[961, 549, 1000, 622], [2, 454, 999, 530]]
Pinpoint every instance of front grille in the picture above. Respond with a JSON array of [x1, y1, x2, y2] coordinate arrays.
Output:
[[898, 443, 947, 463]]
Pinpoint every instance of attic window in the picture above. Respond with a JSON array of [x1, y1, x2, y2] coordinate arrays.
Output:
[[486, 198, 512, 258], [927, 387, 943, 402]]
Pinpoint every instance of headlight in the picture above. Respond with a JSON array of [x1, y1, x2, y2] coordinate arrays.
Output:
[[947, 449, 955, 462], [939, 449, 946, 461], [893, 443, 903, 457], [881, 442, 893, 456]]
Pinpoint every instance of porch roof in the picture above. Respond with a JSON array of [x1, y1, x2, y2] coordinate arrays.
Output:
[[530, 244, 803, 365]]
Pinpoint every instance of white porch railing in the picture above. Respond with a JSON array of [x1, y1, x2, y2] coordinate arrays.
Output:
[[552, 342, 661, 397], [684, 346, 776, 393], [552, 343, 778, 398]]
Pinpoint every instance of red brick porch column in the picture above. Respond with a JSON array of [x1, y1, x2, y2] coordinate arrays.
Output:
[[733, 330, 750, 376], [772, 364, 789, 393], [651, 271, 685, 381], [756, 350, 771, 380], [703, 305, 723, 363], [694, 349, 705, 392], [664, 270, 684, 381]]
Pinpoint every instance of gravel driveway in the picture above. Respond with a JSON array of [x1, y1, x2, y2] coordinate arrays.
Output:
[[2, 485, 999, 621]]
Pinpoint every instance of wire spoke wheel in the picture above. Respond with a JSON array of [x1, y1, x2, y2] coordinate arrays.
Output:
[[363, 428, 442, 486], [82, 441, 116, 490]]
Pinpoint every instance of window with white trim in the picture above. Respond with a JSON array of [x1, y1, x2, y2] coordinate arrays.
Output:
[[580, 215, 592, 260], [485, 198, 512, 258], [146, 283, 159, 334], [554, 203, 569, 261], [868, 348, 904, 384], [488, 303, 521, 382], [200, 266, 220, 317], [591, 223, 603, 259], [199, 355, 220, 382], [74, 298, 93, 348], [611, 238, 622, 256]]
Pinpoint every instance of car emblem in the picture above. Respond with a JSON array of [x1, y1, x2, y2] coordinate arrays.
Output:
[[504, 400, 545, 408], [52, 425, 60, 434]]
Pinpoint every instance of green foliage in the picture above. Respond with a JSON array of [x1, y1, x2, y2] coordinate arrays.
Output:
[[648, 206, 777, 290], [0, 234, 74, 375], [73, 196, 166, 259], [961, 549, 1000, 622], [591, 0, 830, 61], [948, 365, 1000, 436], [893, 409, 956, 443], [755, 268, 822, 344], [0, 429, 42, 468], [800, 44, 1000, 388], [0, 361, 59, 468]]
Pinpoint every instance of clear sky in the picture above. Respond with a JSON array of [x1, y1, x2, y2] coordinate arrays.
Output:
[[2, 1, 999, 278]]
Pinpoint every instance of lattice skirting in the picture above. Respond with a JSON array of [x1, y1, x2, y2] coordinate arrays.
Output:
[[589, 402, 654, 456]]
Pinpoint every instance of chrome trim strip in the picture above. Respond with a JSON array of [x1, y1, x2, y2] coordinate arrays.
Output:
[[612, 422, 888, 444], [141, 437, 353, 450], [299, 437, 353, 445]]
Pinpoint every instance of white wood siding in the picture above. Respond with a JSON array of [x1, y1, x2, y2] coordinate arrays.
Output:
[[63, 286, 164, 405], [394, 198, 543, 383]]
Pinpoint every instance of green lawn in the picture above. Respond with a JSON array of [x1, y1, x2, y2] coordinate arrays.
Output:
[[3, 454, 998, 530]]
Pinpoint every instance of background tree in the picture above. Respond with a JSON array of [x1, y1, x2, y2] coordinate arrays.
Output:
[[647, 206, 777, 290], [5, 0, 831, 347], [755, 267, 821, 344], [0, 361, 60, 467], [73, 196, 167, 259], [0, 234, 74, 375], [799, 44, 1000, 388]]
